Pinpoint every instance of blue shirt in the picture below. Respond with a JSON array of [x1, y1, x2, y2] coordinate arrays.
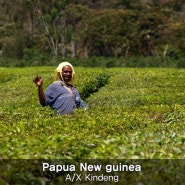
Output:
[[44, 80, 87, 114]]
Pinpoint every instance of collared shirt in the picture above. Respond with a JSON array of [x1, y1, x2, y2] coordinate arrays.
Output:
[[43, 80, 87, 114]]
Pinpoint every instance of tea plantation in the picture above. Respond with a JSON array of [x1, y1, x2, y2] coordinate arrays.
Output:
[[0, 67, 185, 159]]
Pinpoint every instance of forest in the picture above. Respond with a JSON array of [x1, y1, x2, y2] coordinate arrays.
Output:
[[0, 0, 185, 67]]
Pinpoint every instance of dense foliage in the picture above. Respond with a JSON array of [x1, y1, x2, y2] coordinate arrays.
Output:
[[0, 0, 185, 67], [0, 66, 184, 159], [0, 65, 185, 184]]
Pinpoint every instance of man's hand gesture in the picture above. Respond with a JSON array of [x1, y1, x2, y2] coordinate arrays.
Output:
[[33, 76, 43, 87]]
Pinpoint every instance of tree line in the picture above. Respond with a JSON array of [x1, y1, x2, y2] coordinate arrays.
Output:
[[0, 0, 185, 65]]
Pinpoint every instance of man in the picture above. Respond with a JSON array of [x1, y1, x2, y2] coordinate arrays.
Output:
[[33, 62, 87, 114]]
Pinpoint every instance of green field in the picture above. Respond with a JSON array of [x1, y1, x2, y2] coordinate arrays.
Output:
[[0, 67, 185, 159]]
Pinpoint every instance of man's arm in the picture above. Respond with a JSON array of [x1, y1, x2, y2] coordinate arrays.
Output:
[[37, 86, 46, 106]]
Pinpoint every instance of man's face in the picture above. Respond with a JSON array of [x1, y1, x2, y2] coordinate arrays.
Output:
[[62, 65, 72, 82]]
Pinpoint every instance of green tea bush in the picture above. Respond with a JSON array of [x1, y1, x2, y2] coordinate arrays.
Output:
[[80, 73, 110, 99], [0, 67, 184, 160], [1, 66, 185, 184]]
